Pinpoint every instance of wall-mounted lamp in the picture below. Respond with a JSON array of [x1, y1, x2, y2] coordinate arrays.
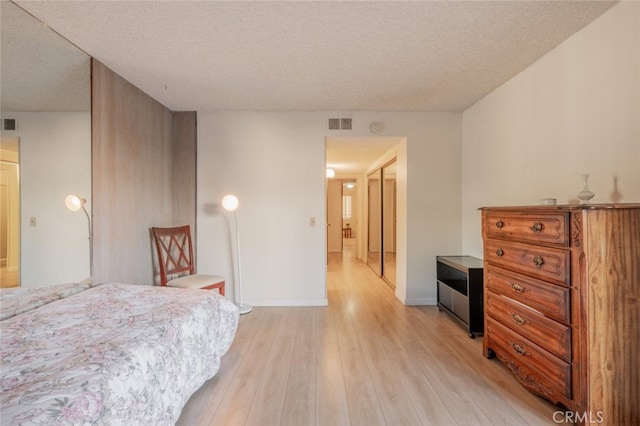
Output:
[[221, 194, 252, 315], [65, 194, 92, 277], [326, 168, 335, 178]]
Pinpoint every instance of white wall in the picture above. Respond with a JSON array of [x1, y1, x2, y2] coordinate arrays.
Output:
[[197, 111, 461, 306], [462, 1, 640, 257], [10, 112, 92, 286], [402, 114, 462, 304]]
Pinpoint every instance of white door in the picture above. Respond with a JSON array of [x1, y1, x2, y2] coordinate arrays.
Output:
[[327, 179, 342, 253]]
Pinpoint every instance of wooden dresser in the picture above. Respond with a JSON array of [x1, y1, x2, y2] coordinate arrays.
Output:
[[480, 204, 639, 425]]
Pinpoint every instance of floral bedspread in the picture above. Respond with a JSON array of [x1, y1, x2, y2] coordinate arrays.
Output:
[[0, 282, 95, 321], [0, 282, 239, 425]]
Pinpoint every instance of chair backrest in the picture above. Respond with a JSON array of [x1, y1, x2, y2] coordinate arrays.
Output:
[[151, 225, 195, 286]]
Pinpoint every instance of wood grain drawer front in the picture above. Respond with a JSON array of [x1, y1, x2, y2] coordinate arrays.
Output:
[[485, 266, 570, 324], [484, 239, 570, 286], [487, 318, 571, 400], [486, 292, 571, 362], [485, 211, 568, 247]]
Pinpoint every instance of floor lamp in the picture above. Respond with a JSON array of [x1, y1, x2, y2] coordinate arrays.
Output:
[[65, 194, 93, 277], [221, 194, 252, 315]]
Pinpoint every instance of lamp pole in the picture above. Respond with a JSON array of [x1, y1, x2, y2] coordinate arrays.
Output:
[[80, 203, 93, 277], [65, 195, 93, 279], [222, 194, 252, 315]]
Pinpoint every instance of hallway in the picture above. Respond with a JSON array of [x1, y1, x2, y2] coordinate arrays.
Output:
[[178, 239, 558, 425]]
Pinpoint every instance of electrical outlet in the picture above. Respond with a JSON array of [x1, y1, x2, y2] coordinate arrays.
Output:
[[30, 217, 36, 227], [310, 217, 316, 227]]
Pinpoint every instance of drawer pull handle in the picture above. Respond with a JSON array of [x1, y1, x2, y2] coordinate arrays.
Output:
[[496, 248, 504, 257], [508, 282, 528, 293], [510, 341, 530, 356], [496, 220, 504, 229], [510, 313, 528, 325], [531, 221, 544, 233], [533, 255, 544, 268]]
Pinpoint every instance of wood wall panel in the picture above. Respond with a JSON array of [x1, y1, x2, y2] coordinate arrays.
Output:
[[92, 59, 195, 285], [171, 112, 196, 233]]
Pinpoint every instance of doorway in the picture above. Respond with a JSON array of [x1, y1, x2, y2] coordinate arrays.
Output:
[[0, 137, 20, 288], [326, 178, 343, 254], [325, 136, 404, 299], [341, 180, 356, 252], [326, 178, 358, 256]]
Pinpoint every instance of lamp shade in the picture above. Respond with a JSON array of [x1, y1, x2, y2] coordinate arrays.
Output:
[[221, 194, 239, 212], [65, 195, 85, 212]]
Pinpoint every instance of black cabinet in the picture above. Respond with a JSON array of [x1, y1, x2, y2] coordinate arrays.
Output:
[[436, 255, 484, 338]]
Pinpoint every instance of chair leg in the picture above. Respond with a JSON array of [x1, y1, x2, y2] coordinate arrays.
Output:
[[202, 281, 225, 296]]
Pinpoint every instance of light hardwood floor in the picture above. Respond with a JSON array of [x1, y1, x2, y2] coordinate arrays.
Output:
[[0, 266, 19, 288], [178, 240, 559, 425]]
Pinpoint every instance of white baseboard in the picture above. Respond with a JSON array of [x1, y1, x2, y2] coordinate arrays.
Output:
[[244, 299, 329, 307], [403, 298, 437, 306], [243, 298, 434, 307]]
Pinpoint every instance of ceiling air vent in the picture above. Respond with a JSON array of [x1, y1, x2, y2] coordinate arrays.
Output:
[[2, 118, 17, 131], [328, 117, 352, 130]]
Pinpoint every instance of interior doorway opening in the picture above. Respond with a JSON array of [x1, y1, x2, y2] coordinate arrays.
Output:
[[0, 136, 20, 288], [325, 136, 401, 280], [327, 178, 359, 254], [325, 136, 407, 300]]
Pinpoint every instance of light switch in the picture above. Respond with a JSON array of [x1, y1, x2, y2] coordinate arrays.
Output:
[[310, 217, 316, 227], [30, 217, 36, 227]]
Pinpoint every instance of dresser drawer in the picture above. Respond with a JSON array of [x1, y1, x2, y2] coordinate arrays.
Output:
[[484, 239, 570, 286], [486, 292, 571, 362], [485, 211, 568, 247], [486, 318, 571, 400], [485, 266, 570, 324]]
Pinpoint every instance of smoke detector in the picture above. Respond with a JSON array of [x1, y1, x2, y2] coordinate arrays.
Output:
[[369, 121, 384, 134]]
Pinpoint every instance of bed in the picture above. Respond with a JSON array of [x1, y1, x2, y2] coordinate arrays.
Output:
[[0, 282, 239, 425]]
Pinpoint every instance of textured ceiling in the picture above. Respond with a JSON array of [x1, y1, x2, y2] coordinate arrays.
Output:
[[2, 0, 617, 175], [0, 1, 90, 112], [11, 0, 616, 113]]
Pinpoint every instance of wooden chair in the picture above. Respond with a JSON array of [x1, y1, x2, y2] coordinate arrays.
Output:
[[151, 225, 225, 295]]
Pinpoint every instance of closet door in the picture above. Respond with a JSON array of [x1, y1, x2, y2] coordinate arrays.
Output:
[[382, 160, 397, 288], [367, 169, 382, 276]]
